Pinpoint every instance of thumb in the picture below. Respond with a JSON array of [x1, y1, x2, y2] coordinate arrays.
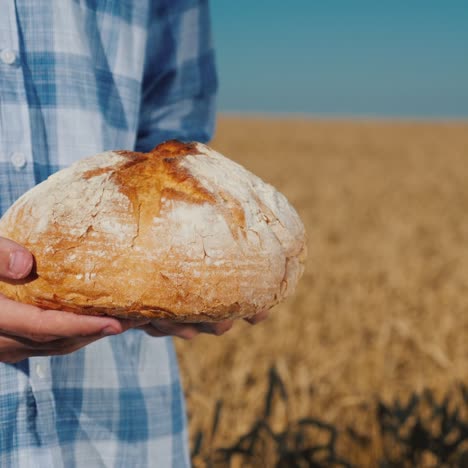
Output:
[[0, 237, 33, 280]]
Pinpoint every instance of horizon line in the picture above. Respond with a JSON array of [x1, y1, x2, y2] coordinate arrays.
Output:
[[218, 110, 468, 123]]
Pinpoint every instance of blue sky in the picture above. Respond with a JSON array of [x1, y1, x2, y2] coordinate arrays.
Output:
[[211, 1, 468, 118]]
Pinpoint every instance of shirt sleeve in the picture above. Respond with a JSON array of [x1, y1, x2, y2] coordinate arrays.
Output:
[[135, 0, 218, 152]]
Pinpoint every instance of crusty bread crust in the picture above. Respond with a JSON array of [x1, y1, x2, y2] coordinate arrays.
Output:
[[0, 141, 306, 321]]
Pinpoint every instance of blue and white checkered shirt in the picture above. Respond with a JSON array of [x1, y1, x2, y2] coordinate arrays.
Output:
[[0, 1, 217, 466]]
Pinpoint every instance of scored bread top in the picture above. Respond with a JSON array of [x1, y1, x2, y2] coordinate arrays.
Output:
[[0, 141, 307, 321]]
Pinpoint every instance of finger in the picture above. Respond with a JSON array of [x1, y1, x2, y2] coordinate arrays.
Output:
[[244, 309, 270, 325], [30, 333, 105, 356], [150, 320, 200, 340], [0, 295, 126, 341], [0, 333, 105, 363], [0, 331, 103, 352], [138, 324, 169, 338], [118, 318, 150, 332], [0, 237, 33, 279], [0, 351, 32, 364], [196, 320, 234, 336]]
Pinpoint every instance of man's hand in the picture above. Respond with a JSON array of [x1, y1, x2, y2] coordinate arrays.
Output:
[[140, 309, 270, 340], [0, 237, 145, 363]]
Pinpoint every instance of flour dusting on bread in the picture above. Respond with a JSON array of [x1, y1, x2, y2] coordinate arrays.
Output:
[[0, 141, 307, 321]]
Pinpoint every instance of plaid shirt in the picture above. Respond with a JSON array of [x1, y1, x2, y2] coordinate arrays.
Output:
[[0, 1, 217, 467]]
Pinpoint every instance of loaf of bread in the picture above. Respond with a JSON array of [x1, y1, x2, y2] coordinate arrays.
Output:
[[0, 141, 306, 321]]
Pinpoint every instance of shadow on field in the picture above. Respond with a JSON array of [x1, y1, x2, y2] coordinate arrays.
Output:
[[191, 367, 468, 468]]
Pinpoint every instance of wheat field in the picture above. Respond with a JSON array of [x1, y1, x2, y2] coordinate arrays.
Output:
[[175, 116, 468, 467]]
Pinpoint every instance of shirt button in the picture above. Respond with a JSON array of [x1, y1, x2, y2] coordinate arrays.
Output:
[[0, 49, 17, 65], [10, 152, 27, 169], [35, 363, 46, 379]]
